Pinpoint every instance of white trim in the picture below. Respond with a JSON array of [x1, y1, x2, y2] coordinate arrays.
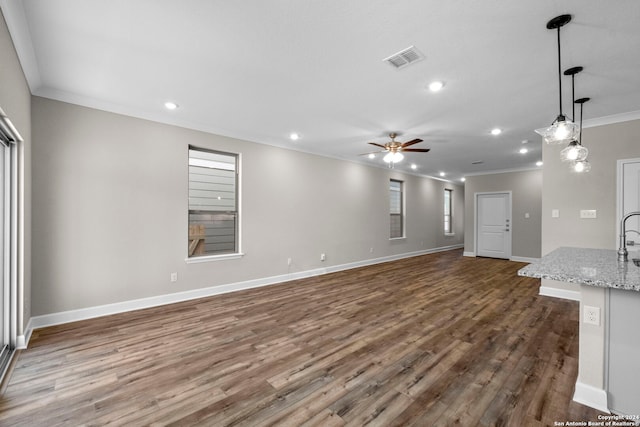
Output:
[[539, 286, 581, 302], [582, 110, 640, 129], [0, 1, 41, 92], [185, 252, 245, 264], [616, 158, 640, 249], [16, 317, 31, 349], [510, 256, 540, 263], [573, 381, 610, 413], [463, 251, 475, 257], [324, 244, 463, 274], [23, 244, 463, 345], [464, 166, 541, 177]]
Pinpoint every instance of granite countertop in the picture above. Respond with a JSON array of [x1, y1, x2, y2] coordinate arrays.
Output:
[[518, 247, 640, 292]]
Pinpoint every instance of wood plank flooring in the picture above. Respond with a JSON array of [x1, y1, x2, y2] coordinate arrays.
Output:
[[0, 250, 604, 426]]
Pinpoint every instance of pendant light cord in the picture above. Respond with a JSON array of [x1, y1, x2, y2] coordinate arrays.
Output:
[[571, 74, 575, 121], [579, 102, 583, 144], [557, 27, 563, 116]]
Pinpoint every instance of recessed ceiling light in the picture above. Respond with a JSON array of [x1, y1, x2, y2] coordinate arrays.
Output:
[[491, 128, 502, 136], [520, 148, 529, 154], [368, 153, 376, 159], [289, 133, 300, 141], [536, 161, 544, 167], [521, 139, 529, 144], [164, 101, 178, 110], [461, 177, 466, 182], [410, 164, 417, 170], [439, 172, 445, 177], [428, 81, 445, 92]]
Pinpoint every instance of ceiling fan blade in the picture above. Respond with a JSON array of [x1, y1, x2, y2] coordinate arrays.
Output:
[[401, 138, 423, 148], [368, 142, 388, 149], [402, 148, 431, 152]]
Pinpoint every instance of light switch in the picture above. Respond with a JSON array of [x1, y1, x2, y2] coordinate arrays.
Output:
[[552, 209, 560, 218], [525, 213, 530, 219], [580, 209, 597, 219]]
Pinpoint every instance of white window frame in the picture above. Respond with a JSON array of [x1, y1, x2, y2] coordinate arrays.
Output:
[[444, 188, 455, 236], [185, 146, 243, 263], [390, 179, 405, 239]]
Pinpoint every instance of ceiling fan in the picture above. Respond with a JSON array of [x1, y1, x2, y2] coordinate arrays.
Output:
[[363, 133, 430, 165]]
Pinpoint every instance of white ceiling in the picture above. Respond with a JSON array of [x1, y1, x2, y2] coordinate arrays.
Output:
[[3, 0, 640, 181]]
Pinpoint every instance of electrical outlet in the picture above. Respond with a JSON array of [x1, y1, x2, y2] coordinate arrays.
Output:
[[170, 272, 178, 283], [583, 305, 600, 326], [320, 253, 326, 262], [287, 257, 292, 266]]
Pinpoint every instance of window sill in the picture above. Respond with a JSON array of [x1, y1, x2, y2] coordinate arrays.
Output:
[[445, 232, 456, 237], [185, 253, 245, 264], [389, 237, 406, 241]]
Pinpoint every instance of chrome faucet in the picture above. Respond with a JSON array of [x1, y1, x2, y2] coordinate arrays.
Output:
[[617, 211, 640, 262]]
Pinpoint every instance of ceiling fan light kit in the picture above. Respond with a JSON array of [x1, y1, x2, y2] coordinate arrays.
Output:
[[363, 132, 430, 168]]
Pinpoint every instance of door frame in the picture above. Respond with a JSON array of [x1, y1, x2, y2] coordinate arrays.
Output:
[[474, 191, 512, 259], [616, 157, 640, 248], [0, 107, 21, 382]]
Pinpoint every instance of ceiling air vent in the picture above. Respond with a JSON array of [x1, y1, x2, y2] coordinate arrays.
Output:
[[383, 46, 424, 69]]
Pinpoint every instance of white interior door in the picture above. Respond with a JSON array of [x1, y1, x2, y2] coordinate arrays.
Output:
[[476, 192, 511, 259], [621, 160, 640, 257]]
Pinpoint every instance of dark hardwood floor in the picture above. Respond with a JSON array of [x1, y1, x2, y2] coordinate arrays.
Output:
[[0, 250, 604, 426]]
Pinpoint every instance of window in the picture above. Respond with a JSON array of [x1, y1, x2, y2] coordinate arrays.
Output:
[[188, 147, 239, 258], [390, 179, 404, 238], [444, 188, 453, 234]]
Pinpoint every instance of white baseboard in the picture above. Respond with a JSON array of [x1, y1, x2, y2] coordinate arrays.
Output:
[[510, 256, 540, 263], [24, 244, 464, 347], [325, 244, 464, 274], [463, 252, 539, 264], [539, 286, 581, 302], [16, 317, 32, 349], [573, 381, 610, 413]]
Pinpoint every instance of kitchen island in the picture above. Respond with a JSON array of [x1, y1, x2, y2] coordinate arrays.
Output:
[[518, 247, 640, 416]]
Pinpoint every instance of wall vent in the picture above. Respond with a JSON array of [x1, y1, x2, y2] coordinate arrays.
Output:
[[383, 46, 424, 69]]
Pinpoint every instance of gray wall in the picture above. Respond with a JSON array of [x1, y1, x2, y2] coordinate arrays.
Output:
[[541, 118, 640, 391], [0, 9, 31, 336], [31, 96, 464, 316], [542, 119, 640, 254], [464, 169, 542, 259]]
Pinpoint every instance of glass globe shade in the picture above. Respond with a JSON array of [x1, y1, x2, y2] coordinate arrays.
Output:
[[572, 159, 591, 173], [535, 115, 579, 145], [560, 142, 588, 162]]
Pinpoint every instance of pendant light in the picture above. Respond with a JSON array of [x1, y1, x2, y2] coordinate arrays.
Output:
[[571, 97, 591, 173], [535, 14, 580, 144], [560, 66, 588, 162]]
